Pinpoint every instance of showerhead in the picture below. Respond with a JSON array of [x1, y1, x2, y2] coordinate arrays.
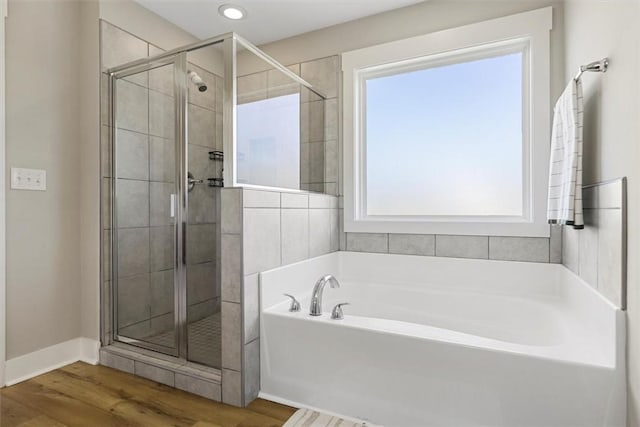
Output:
[[188, 70, 208, 92]]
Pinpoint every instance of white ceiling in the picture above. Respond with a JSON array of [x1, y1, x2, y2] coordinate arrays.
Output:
[[133, 0, 426, 45]]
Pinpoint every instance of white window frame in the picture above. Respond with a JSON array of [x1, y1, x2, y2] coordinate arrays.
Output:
[[342, 7, 553, 237]]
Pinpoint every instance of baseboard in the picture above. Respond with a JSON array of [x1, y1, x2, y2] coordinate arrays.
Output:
[[4, 337, 100, 386]]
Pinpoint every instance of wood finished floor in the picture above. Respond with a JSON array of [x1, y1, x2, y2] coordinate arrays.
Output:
[[0, 362, 297, 427]]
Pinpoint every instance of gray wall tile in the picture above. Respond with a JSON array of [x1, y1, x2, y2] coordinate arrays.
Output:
[[188, 184, 216, 224], [150, 270, 174, 317], [175, 373, 221, 401], [116, 179, 149, 228], [150, 226, 174, 272], [187, 224, 216, 265], [117, 274, 150, 327], [100, 22, 148, 71], [266, 64, 300, 98], [238, 72, 267, 104], [550, 225, 562, 263], [115, 129, 149, 181], [329, 209, 340, 252], [309, 193, 338, 209], [281, 209, 309, 264], [562, 226, 580, 274], [148, 61, 174, 96], [578, 210, 599, 285], [243, 339, 260, 404], [489, 237, 550, 263], [243, 189, 280, 208], [308, 101, 325, 143], [436, 235, 488, 259], [243, 274, 259, 344], [221, 234, 242, 303], [598, 180, 623, 209], [221, 189, 242, 234], [324, 98, 338, 141], [222, 368, 242, 407], [243, 209, 281, 275], [301, 56, 338, 100], [346, 233, 388, 253], [117, 228, 149, 277], [221, 302, 241, 371], [389, 234, 435, 256], [115, 80, 148, 134], [309, 209, 331, 257], [597, 208, 624, 307], [281, 192, 308, 209], [188, 103, 216, 148], [134, 361, 175, 387], [187, 262, 217, 305], [149, 90, 175, 139], [99, 350, 135, 374], [149, 136, 175, 183]]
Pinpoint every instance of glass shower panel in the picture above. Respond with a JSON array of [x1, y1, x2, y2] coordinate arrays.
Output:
[[236, 48, 326, 191], [185, 44, 224, 368], [113, 61, 179, 355]]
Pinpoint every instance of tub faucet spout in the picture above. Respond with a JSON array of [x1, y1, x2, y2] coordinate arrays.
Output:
[[310, 274, 340, 316]]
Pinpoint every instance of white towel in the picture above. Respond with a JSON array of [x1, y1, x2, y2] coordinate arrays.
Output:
[[547, 78, 584, 229]]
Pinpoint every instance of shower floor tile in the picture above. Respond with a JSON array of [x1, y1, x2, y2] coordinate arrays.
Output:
[[144, 312, 222, 368]]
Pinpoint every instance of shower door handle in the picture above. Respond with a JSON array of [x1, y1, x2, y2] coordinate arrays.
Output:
[[170, 194, 176, 218]]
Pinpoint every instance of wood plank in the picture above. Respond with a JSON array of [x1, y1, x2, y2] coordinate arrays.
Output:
[[246, 399, 297, 422], [1, 362, 296, 427], [63, 363, 286, 427], [15, 414, 66, 427], [2, 380, 138, 427], [0, 395, 43, 427]]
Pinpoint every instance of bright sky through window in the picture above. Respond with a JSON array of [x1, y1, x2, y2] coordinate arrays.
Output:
[[365, 52, 523, 216]]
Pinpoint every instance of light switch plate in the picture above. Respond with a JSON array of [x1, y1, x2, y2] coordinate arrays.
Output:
[[11, 167, 47, 191]]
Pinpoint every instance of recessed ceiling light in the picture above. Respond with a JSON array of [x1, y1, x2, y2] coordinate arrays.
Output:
[[218, 4, 246, 20]]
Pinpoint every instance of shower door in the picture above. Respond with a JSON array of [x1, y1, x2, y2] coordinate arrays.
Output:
[[111, 55, 185, 357], [111, 48, 223, 367]]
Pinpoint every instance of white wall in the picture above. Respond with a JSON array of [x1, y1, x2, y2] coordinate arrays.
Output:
[[563, 1, 640, 423]]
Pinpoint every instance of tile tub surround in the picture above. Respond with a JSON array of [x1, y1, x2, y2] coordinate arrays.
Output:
[[343, 228, 562, 264], [100, 20, 223, 373], [220, 188, 339, 406], [562, 178, 627, 309], [259, 252, 626, 426]]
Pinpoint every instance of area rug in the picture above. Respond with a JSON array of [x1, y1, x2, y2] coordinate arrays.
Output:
[[283, 408, 376, 427]]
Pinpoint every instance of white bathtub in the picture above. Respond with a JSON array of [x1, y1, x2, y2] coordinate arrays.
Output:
[[259, 252, 626, 427]]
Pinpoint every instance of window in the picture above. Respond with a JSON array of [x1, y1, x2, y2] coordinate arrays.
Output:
[[342, 8, 553, 237]]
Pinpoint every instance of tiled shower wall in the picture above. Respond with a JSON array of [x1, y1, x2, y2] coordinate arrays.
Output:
[[237, 56, 339, 195], [342, 227, 563, 263], [562, 179, 627, 308], [100, 21, 223, 343], [220, 188, 340, 405]]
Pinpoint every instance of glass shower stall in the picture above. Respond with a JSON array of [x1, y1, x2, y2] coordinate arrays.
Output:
[[105, 33, 326, 368]]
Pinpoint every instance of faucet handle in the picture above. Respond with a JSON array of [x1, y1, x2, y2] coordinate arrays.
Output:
[[331, 302, 350, 320], [283, 294, 301, 312]]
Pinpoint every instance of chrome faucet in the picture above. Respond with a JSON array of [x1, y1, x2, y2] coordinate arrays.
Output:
[[310, 274, 340, 316]]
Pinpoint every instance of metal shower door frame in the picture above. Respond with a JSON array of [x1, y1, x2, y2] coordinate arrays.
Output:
[[109, 53, 188, 358]]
